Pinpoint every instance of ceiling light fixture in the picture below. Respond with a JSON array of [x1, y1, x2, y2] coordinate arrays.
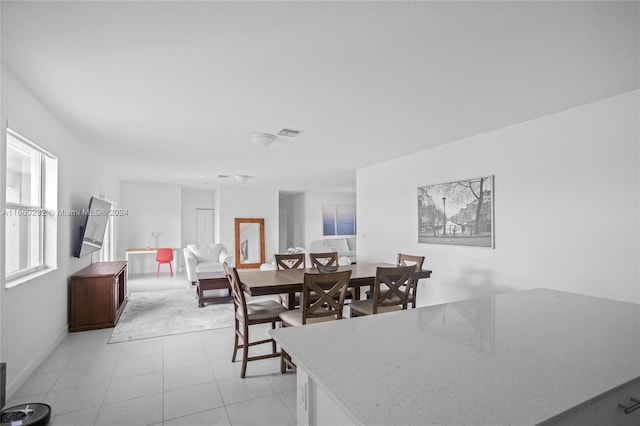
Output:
[[234, 175, 250, 182], [249, 132, 277, 147]]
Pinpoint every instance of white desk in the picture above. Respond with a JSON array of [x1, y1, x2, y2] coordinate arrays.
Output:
[[271, 289, 640, 426], [125, 247, 180, 276]]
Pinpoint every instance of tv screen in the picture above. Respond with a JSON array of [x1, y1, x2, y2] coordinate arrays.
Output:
[[74, 196, 111, 258]]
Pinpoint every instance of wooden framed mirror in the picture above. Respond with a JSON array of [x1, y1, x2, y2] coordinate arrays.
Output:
[[234, 218, 265, 269]]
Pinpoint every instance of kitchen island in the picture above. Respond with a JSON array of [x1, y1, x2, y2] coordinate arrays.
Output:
[[270, 288, 640, 425]]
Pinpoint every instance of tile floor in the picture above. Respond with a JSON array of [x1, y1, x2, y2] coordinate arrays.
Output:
[[5, 273, 297, 426]]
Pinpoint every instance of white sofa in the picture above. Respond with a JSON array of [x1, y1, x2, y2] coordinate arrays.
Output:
[[309, 237, 356, 264], [183, 243, 234, 284]]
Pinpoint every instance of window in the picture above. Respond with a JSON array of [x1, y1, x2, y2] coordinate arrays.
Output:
[[4, 128, 57, 282], [322, 204, 356, 236]]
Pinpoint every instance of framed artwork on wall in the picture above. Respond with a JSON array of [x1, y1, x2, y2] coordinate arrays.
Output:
[[417, 175, 494, 248], [322, 204, 356, 236]]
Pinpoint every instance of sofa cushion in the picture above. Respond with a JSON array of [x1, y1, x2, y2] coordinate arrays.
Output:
[[310, 240, 328, 252], [188, 244, 223, 263], [347, 237, 356, 251], [195, 263, 225, 275], [329, 238, 350, 252]]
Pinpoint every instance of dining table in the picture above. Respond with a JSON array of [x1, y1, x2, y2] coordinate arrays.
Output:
[[236, 262, 432, 309]]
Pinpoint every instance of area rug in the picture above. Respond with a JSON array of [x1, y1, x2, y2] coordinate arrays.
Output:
[[108, 289, 234, 343]]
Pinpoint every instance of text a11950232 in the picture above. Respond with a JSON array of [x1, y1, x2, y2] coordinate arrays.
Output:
[[1, 208, 129, 217]]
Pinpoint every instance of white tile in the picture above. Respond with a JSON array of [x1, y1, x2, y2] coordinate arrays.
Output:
[[117, 338, 164, 360], [14, 371, 60, 397], [10, 293, 308, 426], [33, 354, 72, 374], [44, 382, 108, 416], [204, 342, 233, 362], [95, 393, 163, 426], [263, 371, 297, 393], [49, 406, 100, 426], [199, 327, 234, 344], [279, 390, 297, 416], [217, 376, 276, 406], [256, 357, 282, 375], [163, 364, 214, 392], [209, 358, 263, 381], [224, 393, 296, 426], [52, 361, 116, 390], [5, 393, 47, 408], [103, 371, 163, 404], [163, 382, 224, 421], [163, 407, 230, 426], [163, 333, 204, 353], [164, 347, 209, 371], [112, 353, 163, 379], [68, 345, 122, 366]]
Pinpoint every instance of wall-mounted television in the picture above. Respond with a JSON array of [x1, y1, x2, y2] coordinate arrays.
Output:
[[74, 196, 111, 258]]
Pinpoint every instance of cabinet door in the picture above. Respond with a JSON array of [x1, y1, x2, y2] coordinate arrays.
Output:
[[538, 403, 597, 426], [595, 380, 640, 426], [72, 278, 114, 328]]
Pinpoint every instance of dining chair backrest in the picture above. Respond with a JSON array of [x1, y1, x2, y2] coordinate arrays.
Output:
[[397, 253, 425, 307], [224, 262, 248, 320], [372, 265, 416, 314], [275, 253, 306, 270], [309, 252, 338, 269], [302, 270, 352, 324], [397, 253, 425, 271], [156, 248, 173, 262]]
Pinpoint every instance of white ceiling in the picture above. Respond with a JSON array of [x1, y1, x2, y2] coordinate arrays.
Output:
[[1, 1, 638, 193]]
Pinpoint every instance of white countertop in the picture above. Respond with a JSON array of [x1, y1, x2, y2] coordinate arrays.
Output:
[[270, 288, 640, 425]]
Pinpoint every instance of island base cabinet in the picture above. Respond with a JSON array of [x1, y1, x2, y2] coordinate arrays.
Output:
[[297, 367, 357, 426], [543, 379, 640, 426], [69, 261, 128, 332], [594, 379, 640, 426]]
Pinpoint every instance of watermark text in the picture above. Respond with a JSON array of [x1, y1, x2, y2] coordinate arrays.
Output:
[[2, 208, 129, 217]]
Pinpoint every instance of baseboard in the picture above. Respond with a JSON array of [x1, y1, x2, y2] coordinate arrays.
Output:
[[5, 324, 68, 400]]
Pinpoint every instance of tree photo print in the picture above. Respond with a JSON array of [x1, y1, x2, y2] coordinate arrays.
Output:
[[417, 176, 494, 248]]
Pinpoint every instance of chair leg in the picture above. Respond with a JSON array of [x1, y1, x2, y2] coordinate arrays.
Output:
[[271, 321, 277, 353], [169, 262, 174, 276], [156, 263, 160, 277], [232, 320, 240, 362], [240, 322, 249, 378]]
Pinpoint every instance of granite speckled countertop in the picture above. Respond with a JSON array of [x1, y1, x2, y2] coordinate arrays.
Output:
[[270, 288, 640, 425]]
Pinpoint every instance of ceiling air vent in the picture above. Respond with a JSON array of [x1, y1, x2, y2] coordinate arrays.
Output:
[[278, 128, 302, 137]]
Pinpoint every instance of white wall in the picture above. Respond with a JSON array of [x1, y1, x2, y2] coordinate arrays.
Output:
[[216, 187, 279, 264], [357, 91, 640, 306], [279, 197, 287, 252], [305, 192, 357, 248], [181, 187, 215, 247], [287, 193, 306, 248], [286, 191, 356, 250], [0, 68, 119, 395], [118, 181, 181, 273]]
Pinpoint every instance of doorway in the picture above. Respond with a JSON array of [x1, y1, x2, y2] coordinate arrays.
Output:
[[195, 208, 215, 245]]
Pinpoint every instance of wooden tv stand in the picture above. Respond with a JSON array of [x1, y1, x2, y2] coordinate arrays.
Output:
[[69, 261, 128, 332]]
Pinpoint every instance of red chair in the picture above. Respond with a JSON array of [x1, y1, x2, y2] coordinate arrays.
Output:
[[156, 248, 174, 277]]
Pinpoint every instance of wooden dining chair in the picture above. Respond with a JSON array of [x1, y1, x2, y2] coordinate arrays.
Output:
[[365, 253, 425, 308], [224, 263, 288, 378], [274, 253, 306, 307], [350, 265, 416, 317], [275, 253, 306, 270], [309, 252, 338, 269], [309, 251, 357, 301], [279, 270, 352, 373], [397, 253, 425, 308]]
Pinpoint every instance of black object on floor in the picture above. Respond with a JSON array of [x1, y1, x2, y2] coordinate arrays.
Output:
[[1, 403, 51, 426]]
